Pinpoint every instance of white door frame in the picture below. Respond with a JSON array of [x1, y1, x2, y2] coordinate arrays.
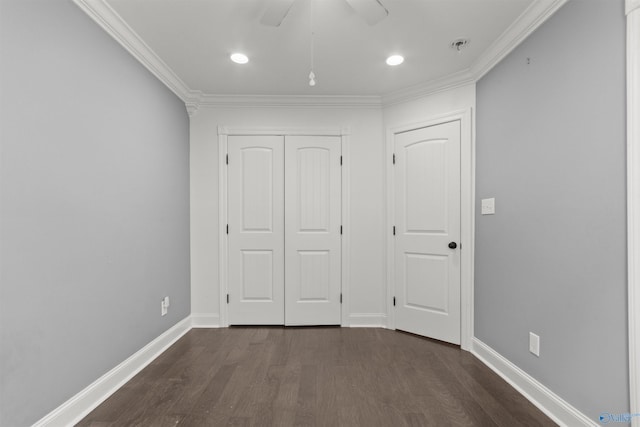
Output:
[[386, 109, 474, 351], [626, 0, 640, 422], [217, 126, 351, 327]]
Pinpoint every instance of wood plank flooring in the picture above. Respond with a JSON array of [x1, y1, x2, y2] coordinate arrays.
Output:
[[76, 327, 556, 427]]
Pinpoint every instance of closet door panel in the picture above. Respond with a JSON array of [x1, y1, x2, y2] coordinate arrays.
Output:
[[227, 135, 284, 324], [285, 136, 341, 325]]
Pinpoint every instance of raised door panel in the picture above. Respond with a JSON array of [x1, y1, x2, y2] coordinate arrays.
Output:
[[241, 148, 274, 232], [404, 140, 447, 234], [298, 250, 330, 301], [404, 252, 448, 313], [297, 148, 330, 232], [241, 250, 274, 301]]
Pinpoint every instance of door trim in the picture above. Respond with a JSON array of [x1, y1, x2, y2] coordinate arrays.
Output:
[[385, 109, 474, 351], [626, 0, 640, 422], [217, 126, 351, 327]]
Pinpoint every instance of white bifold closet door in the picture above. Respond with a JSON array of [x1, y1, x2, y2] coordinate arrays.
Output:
[[228, 135, 285, 325], [227, 134, 341, 326], [284, 136, 341, 325]]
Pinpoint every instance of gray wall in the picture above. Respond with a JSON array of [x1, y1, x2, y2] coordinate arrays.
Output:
[[475, 0, 628, 420], [0, 1, 190, 425]]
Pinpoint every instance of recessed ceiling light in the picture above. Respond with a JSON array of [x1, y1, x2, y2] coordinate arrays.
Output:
[[386, 55, 404, 66], [230, 53, 249, 64]]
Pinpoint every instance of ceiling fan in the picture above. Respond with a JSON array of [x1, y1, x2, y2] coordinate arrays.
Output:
[[260, 0, 389, 27]]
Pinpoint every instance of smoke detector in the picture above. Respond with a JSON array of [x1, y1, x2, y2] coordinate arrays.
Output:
[[450, 38, 470, 52]]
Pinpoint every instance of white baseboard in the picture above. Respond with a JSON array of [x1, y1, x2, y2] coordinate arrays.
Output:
[[32, 316, 192, 427], [32, 320, 595, 427], [347, 313, 387, 328], [191, 313, 221, 328], [471, 338, 597, 427]]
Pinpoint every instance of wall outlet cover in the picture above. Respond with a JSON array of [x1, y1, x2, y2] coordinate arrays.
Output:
[[481, 198, 496, 215]]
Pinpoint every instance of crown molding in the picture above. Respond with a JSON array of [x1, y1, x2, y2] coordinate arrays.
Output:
[[382, 69, 475, 107], [184, 91, 203, 116], [628, 0, 640, 15], [217, 126, 348, 136], [195, 93, 382, 109], [72, 0, 192, 103], [470, 0, 568, 81], [74, 0, 566, 110]]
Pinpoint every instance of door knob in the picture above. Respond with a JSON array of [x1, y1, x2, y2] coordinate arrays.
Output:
[[448, 242, 457, 249]]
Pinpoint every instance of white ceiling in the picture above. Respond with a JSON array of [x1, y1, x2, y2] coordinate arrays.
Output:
[[106, 0, 534, 97]]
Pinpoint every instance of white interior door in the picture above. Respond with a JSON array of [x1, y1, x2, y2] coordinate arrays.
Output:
[[284, 136, 342, 325], [227, 135, 284, 325], [394, 120, 461, 344]]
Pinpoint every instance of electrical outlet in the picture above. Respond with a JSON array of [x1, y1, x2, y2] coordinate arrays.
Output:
[[529, 332, 540, 357], [161, 299, 168, 316], [481, 198, 495, 215]]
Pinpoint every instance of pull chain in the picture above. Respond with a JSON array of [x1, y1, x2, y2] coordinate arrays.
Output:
[[309, 0, 316, 86]]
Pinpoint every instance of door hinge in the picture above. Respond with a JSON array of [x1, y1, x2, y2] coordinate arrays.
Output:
[[226, 224, 229, 234], [393, 153, 396, 164], [393, 296, 396, 307], [393, 226, 396, 236], [340, 293, 343, 304], [226, 154, 228, 165], [340, 155, 343, 166], [226, 294, 229, 304], [340, 225, 343, 235]]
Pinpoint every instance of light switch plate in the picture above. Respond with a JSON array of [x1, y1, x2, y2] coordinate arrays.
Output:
[[529, 332, 540, 357], [161, 299, 168, 316], [481, 198, 495, 215]]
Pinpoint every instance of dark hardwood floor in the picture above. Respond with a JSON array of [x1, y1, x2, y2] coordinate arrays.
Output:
[[76, 327, 556, 427]]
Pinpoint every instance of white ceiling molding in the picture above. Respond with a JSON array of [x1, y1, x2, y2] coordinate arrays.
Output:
[[185, 91, 203, 117], [72, 0, 193, 102], [217, 126, 349, 136], [196, 93, 382, 109], [381, 69, 475, 107], [470, 0, 569, 81], [73, 0, 568, 110]]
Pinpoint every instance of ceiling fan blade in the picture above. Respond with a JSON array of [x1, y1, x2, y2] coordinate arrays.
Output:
[[344, 0, 388, 25], [260, 0, 296, 27]]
